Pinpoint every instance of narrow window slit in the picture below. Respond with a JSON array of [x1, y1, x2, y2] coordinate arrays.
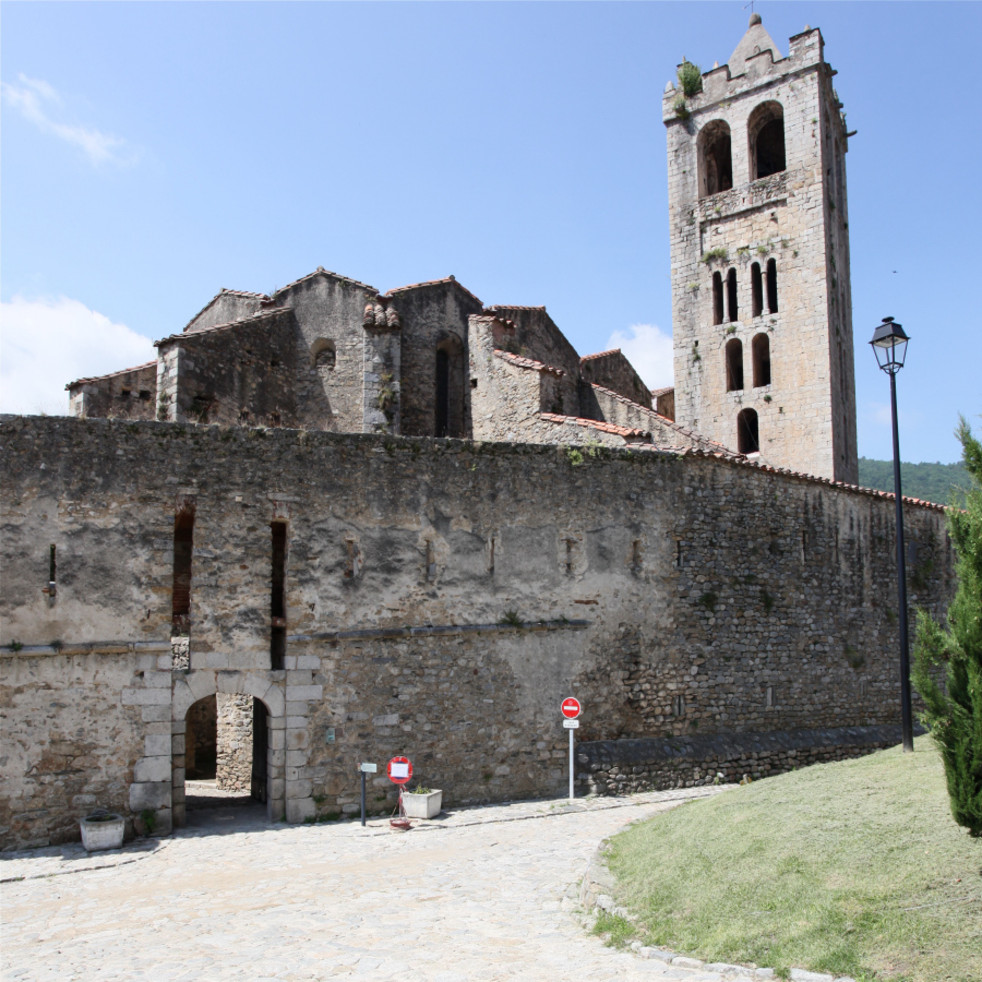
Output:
[[270, 521, 287, 670], [766, 259, 778, 313]]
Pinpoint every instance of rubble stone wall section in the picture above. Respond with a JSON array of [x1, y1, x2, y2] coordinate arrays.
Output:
[[216, 693, 254, 792], [0, 417, 953, 846]]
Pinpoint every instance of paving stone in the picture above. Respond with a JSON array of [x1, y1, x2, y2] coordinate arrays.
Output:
[[0, 788, 867, 982]]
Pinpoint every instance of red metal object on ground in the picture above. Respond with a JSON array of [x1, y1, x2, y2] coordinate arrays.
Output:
[[387, 756, 412, 784]]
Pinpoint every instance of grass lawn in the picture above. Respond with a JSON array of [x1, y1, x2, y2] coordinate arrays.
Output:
[[600, 739, 982, 981]]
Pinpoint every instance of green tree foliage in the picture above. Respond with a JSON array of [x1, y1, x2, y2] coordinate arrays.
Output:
[[858, 457, 971, 506], [911, 419, 982, 835]]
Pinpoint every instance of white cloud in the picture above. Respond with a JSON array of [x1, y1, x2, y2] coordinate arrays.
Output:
[[869, 401, 892, 427], [0, 297, 156, 416], [603, 323, 675, 390], [1, 74, 135, 166]]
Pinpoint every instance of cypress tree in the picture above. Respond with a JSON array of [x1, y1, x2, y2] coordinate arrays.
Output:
[[911, 418, 982, 836]]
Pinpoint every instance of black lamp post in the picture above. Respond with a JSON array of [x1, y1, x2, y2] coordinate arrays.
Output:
[[870, 316, 914, 753]]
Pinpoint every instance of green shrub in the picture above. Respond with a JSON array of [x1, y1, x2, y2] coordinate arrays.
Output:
[[677, 59, 703, 97], [912, 418, 982, 836]]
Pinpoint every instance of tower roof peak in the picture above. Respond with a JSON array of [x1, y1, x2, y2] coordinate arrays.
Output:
[[728, 15, 782, 76]]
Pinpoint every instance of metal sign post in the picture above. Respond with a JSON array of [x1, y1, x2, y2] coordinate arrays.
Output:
[[359, 762, 377, 826], [561, 698, 581, 801]]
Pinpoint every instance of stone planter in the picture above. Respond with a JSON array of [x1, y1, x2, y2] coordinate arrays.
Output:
[[401, 789, 443, 819], [79, 811, 125, 851]]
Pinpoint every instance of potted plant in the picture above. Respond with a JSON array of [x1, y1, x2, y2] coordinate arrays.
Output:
[[79, 809, 125, 851], [401, 785, 443, 819]]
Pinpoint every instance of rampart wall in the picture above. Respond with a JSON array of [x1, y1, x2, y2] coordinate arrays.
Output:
[[0, 416, 953, 848]]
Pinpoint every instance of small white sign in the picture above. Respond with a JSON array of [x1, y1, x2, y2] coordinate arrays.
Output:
[[359, 762, 378, 773], [563, 719, 580, 729], [390, 761, 410, 779]]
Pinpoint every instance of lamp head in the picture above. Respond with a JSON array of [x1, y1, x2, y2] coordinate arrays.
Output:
[[870, 316, 909, 374]]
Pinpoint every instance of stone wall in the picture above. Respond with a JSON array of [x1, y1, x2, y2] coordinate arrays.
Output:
[[387, 279, 484, 438], [0, 416, 953, 847], [579, 350, 652, 408], [156, 309, 299, 427], [0, 643, 173, 848], [216, 693, 253, 792], [68, 362, 158, 421]]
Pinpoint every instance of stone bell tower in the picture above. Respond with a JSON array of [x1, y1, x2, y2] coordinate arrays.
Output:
[[663, 15, 857, 483]]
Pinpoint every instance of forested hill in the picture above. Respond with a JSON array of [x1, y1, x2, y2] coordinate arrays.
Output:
[[857, 458, 970, 506]]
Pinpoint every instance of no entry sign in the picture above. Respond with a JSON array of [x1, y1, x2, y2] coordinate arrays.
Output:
[[387, 756, 413, 784], [561, 697, 581, 719]]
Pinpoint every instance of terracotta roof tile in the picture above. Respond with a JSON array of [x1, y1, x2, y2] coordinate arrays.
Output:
[[182, 288, 269, 333], [66, 360, 157, 390], [156, 307, 292, 348], [675, 452, 948, 513], [587, 383, 739, 457], [385, 275, 483, 306], [485, 304, 547, 313], [274, 266, 377, 296], [650, 386, 675, 398], [538, 413, 650, 440], [580, 348, 622, 363], [493, 350, 565, 377]]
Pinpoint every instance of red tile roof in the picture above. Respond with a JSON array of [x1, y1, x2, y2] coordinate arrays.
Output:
[[385, 275, 483, 306], [493, 350, 565, 377], [66, 361, 157, 390], [580, 349, 622, 363], [274, 267, 377, 296], [538, 413, 649, 440], [181, 288, 269, 333], [156, 307, 292, 348]]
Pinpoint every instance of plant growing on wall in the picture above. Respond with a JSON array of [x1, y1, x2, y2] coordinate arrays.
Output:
[[377, 373, 396, 420], [677, 59, 702, 97], [911, 418, 982, 836], [701, 247, 728, 265]]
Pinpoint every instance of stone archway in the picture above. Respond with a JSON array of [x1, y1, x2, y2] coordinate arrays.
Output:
[[171, 671, 285, 826]]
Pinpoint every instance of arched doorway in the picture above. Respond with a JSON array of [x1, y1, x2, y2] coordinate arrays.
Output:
[[177, 692, 272, 824]]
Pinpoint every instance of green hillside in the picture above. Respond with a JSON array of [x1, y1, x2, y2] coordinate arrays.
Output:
[[857, 457, 970, 506]]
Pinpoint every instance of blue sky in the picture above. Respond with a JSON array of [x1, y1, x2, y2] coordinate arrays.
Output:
[[2, 1, 979, 464]]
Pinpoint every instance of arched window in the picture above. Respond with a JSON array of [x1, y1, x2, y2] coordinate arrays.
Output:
[[435, 335, 465, 438], [766, 258, 778, 313], [748, 102, 786, 180], [698, 120, 733, 197], [737, 408, 759, 454], [752, 333, 771, 387], [725, 338, 744, 392], [712, 272, 724, 325], [751, 262, 763, 317], [726, 268, 738, 323]]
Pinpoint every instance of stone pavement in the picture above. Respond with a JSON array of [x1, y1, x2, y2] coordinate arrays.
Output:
[[0, 788, 851, 982]]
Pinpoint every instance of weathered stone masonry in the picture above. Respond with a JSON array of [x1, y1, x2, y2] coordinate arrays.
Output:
[[0, 417, 952, 849]]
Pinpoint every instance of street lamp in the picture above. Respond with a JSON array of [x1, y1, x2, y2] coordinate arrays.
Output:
[[870, 316, 913, 753]]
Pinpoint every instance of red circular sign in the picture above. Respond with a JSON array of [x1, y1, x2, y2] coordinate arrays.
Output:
[[387, 756, 413, 784], [561, 697, 581, 719]]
